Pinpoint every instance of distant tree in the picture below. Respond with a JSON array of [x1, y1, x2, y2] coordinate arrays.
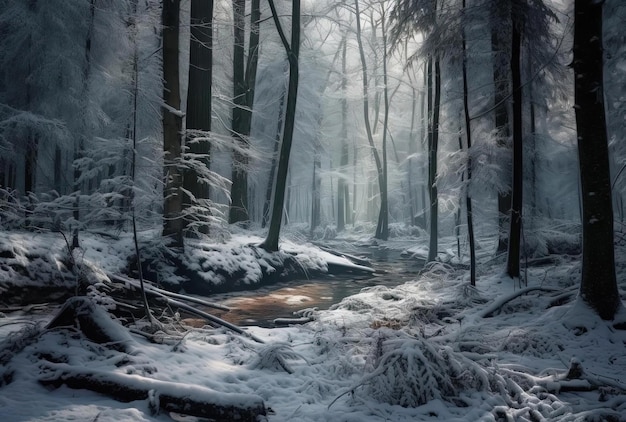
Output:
[[353, 0, 388, 241], [260, 0, 300, 252], [573, 0, 621, 320], [505, 7, 523, 280], [390, 0, 440, 259], [461, 0, 476, 286], [427, 55, 441, 262], [162, 0, 184, 247], [377, 0, 391, 241], [504, 0, 556, 280], [337, 33, 349, 233]]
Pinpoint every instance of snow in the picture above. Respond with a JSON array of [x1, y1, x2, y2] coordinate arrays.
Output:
[[1, 230, 626, 421]]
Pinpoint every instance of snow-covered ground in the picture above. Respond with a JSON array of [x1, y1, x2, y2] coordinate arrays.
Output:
[[1, 227, 626, 421]]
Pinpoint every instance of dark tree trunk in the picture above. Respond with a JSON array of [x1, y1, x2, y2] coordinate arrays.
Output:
[[408, 86, 417, 226], [354, 0, 386, 240], [427, 57, 441, 262], [419, 66, 427, 229], [241, 0, 260, 142], [337, 37, 348, 232], [491, 4, 512, 255], [505, 19, 523, 280], [53, 146, 62, 194], [162, 0, 184, 247], [310, 153, 321, 234], [40, 367, 266, 421], [573, 0, 620, 320], [462, 0, 476, 286], [262, 79, 286, 228], [352, 137, 358, 225], [260, 0, 300, 252], [229, 0, 248, 224], [72, 0, 96, 249], [375, 9, 390, 241], [284, 171, 291, 225], [183, 0, 213, 236], [527, 44, 538, 220], [24, 137, 37, 194]]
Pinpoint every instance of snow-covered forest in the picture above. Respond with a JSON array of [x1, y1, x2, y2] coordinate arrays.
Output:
[[1, 0, 626, 420]]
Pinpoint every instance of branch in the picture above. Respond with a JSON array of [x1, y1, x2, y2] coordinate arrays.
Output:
[[480, 286, 560, 318]]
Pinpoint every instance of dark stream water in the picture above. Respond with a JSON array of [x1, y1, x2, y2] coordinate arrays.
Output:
[[204, 246, 424, 328]]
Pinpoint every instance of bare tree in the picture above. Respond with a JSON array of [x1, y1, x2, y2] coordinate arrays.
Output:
[[259, 0, 300, 252], [354, 0, 388, 240]]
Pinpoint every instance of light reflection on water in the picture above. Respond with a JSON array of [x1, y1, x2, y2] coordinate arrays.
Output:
[[205, 247, 424, 327]]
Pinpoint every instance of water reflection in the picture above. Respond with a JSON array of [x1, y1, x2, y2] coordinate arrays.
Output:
[[206, 247, 424, 327]]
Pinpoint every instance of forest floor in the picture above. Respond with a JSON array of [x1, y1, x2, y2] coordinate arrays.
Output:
[[1, 223, 626, 421]]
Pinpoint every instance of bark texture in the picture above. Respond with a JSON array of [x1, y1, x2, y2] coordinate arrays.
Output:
[[573, 0, 620, 319]]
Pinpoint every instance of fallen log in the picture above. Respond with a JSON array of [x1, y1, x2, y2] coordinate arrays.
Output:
[[165, 296, 265, 344], [39, 363, 266, 421], [108, 273, 229, 312], [46, 297, 138, 354], [273, 316, 313, 325], [311, 243, 372, 268]]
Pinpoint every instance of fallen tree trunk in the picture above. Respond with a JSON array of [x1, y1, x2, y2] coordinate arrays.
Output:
[[108, 273, 229, 312], [164, 296, 265, 344], [480, 286, 560, 318], [46, 297, 138, 354], [39, 363, 266, 421]]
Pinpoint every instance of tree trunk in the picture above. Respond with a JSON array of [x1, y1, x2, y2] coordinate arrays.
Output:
[[72, 0, 96, 249], [354, 0, 386, 240], [310, 154, 321, 234], [162, 0, 184, 247], [242, 0, 260, 139], [262, 78, 286, 228], [491, 4, 512, 255], [419, 66, 427, 229], [427, 56, 441, 262], [573, 0, 621, 320], [229, 0, 248, 224], [25, 137, 37, 194], [505, 19, 523, 280], [462, 0, 476, 286], [40, 365, 266, 421], [407, 84, 418, 226], [337, 37, 349, 232], [375, 8, 390, 241], [260, 0, 300, 252], [527, 44, 538, 221], [352, 136, 358, 225], [183, 0, 213, 236]]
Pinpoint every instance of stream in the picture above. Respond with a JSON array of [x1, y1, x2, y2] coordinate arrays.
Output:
[[205, 245, 425, 328]]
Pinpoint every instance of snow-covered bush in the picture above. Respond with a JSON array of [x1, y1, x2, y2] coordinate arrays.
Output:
[[499, 329, 564, 357], [357, 333, 489, 407], [249, 343, 301, 374]]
